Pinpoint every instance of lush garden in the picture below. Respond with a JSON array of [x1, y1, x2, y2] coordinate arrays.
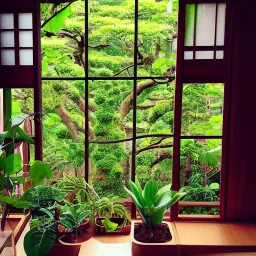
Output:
[[2, 0, 223, 215]]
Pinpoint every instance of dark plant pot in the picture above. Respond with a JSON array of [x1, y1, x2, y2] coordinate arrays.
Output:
[[47, 243, 81, 256], [131, 221, 178, 256], [95, 217, 131, 235]]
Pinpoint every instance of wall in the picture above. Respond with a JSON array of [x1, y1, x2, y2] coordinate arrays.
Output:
[[224, 0, 256, 221]]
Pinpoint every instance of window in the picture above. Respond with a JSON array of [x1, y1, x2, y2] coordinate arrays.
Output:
[[0, 0, 231, 221]]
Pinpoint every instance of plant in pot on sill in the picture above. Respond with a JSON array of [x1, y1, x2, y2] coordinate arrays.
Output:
[[95, 196, 131, 234], [124, 176, 186, 256], [0, 184, 92, 256]]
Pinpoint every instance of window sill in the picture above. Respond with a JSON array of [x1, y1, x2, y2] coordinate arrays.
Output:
[[16, 221, 256, 256]]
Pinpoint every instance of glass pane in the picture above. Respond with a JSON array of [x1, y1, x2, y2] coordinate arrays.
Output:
[[89, 142, 130, 198], [195, 51, 214, 60], [1, 49, 15, 65], [136, 137, 173, 189], [136, 79, 174, 135], [40, 3, 85, 77], [179, 206, 220, 215], [196, 4, 216, 46], [216, 3, 226, 46], [19, 49, 33, 65], [182, 84, 224, 136], [184, 51, 193, 60], [89, 0, 134, 76], [0, 14, 14, 29], [90, 80, 132, 140], [138, 0, 177, 77], [1, 31, 14, 47], [185, 4, 195, 46], [19, 31, 33, 47], [179, 139, 222, 215], [42, 80, 85, 177], [216, 50, 224, 59], [19, 13, 33, 29]]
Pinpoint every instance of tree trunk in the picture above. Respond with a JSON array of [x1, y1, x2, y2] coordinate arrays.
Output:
[[56, 104, 79, 142]]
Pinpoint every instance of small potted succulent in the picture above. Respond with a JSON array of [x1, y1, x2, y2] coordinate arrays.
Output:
[[95, 196, 131, 234], [124, 176, 186, 256]]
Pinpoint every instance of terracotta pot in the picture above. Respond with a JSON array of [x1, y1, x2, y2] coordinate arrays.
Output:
[[95, 217, 131, 235], [47, 243, 81, 256], [131, 221, 178, 256]]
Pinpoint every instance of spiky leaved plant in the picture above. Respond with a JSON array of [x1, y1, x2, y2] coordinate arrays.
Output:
[[124, 176, 186, 227]]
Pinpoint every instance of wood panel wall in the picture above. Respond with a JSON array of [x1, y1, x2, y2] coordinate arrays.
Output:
[[224, 0, 256, 221]]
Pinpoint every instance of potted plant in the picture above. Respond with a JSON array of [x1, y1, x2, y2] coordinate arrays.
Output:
[[95, 196, 131, 234], [0, 185, 92, 256], [124, 176, 186, 256]]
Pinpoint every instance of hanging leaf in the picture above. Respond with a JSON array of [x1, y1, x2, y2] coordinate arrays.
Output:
[[29, 161, 53, 186], [5, 153, 22, 175], [209, 183, 220, 191], [42, 3, 73, 35]]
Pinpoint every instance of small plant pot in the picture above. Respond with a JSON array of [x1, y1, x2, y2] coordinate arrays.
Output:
[[47, 242, 81, 256], [131, 221, 178, 256], [95, 217, 131, 235]]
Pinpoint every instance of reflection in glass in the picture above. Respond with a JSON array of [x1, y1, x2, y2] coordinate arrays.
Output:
[[185, 4, 195, 46]]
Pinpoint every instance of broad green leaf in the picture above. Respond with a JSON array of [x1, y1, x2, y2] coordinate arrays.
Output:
[[24, 226, 56, 256], [29, 161, 53, 186], [154, 183, 171, 203], [142, 180, 158, 206], [17, 127, 34, 144], [0, 195, 33, 208], [5, 153, 22, 175], [10, 114, 30, 130], [42, 3, 73, 34], [101, 218, 118, 232], [155, 191, 187, 211]]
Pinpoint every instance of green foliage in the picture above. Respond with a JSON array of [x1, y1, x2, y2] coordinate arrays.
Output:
[[24, 226, 56, 256], [29, 161, 53, 186], [57, 175, 88, 203], [101, 218, 119, 232], [5, 154, 22, 175], [59, 203, 91, 232], [95, 196, 131, 227], [42, 3, 74, 34], [0, 186, 65, 209], [124, 176, 186, 226]]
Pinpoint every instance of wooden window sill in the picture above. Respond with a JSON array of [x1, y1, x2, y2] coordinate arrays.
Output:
[[16, 221, 256, 256]]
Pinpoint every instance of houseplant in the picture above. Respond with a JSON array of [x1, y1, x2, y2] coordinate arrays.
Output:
[[0, 185, 92, 256], [95, 196, 131, 234], [124, 176, 186, 256]]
